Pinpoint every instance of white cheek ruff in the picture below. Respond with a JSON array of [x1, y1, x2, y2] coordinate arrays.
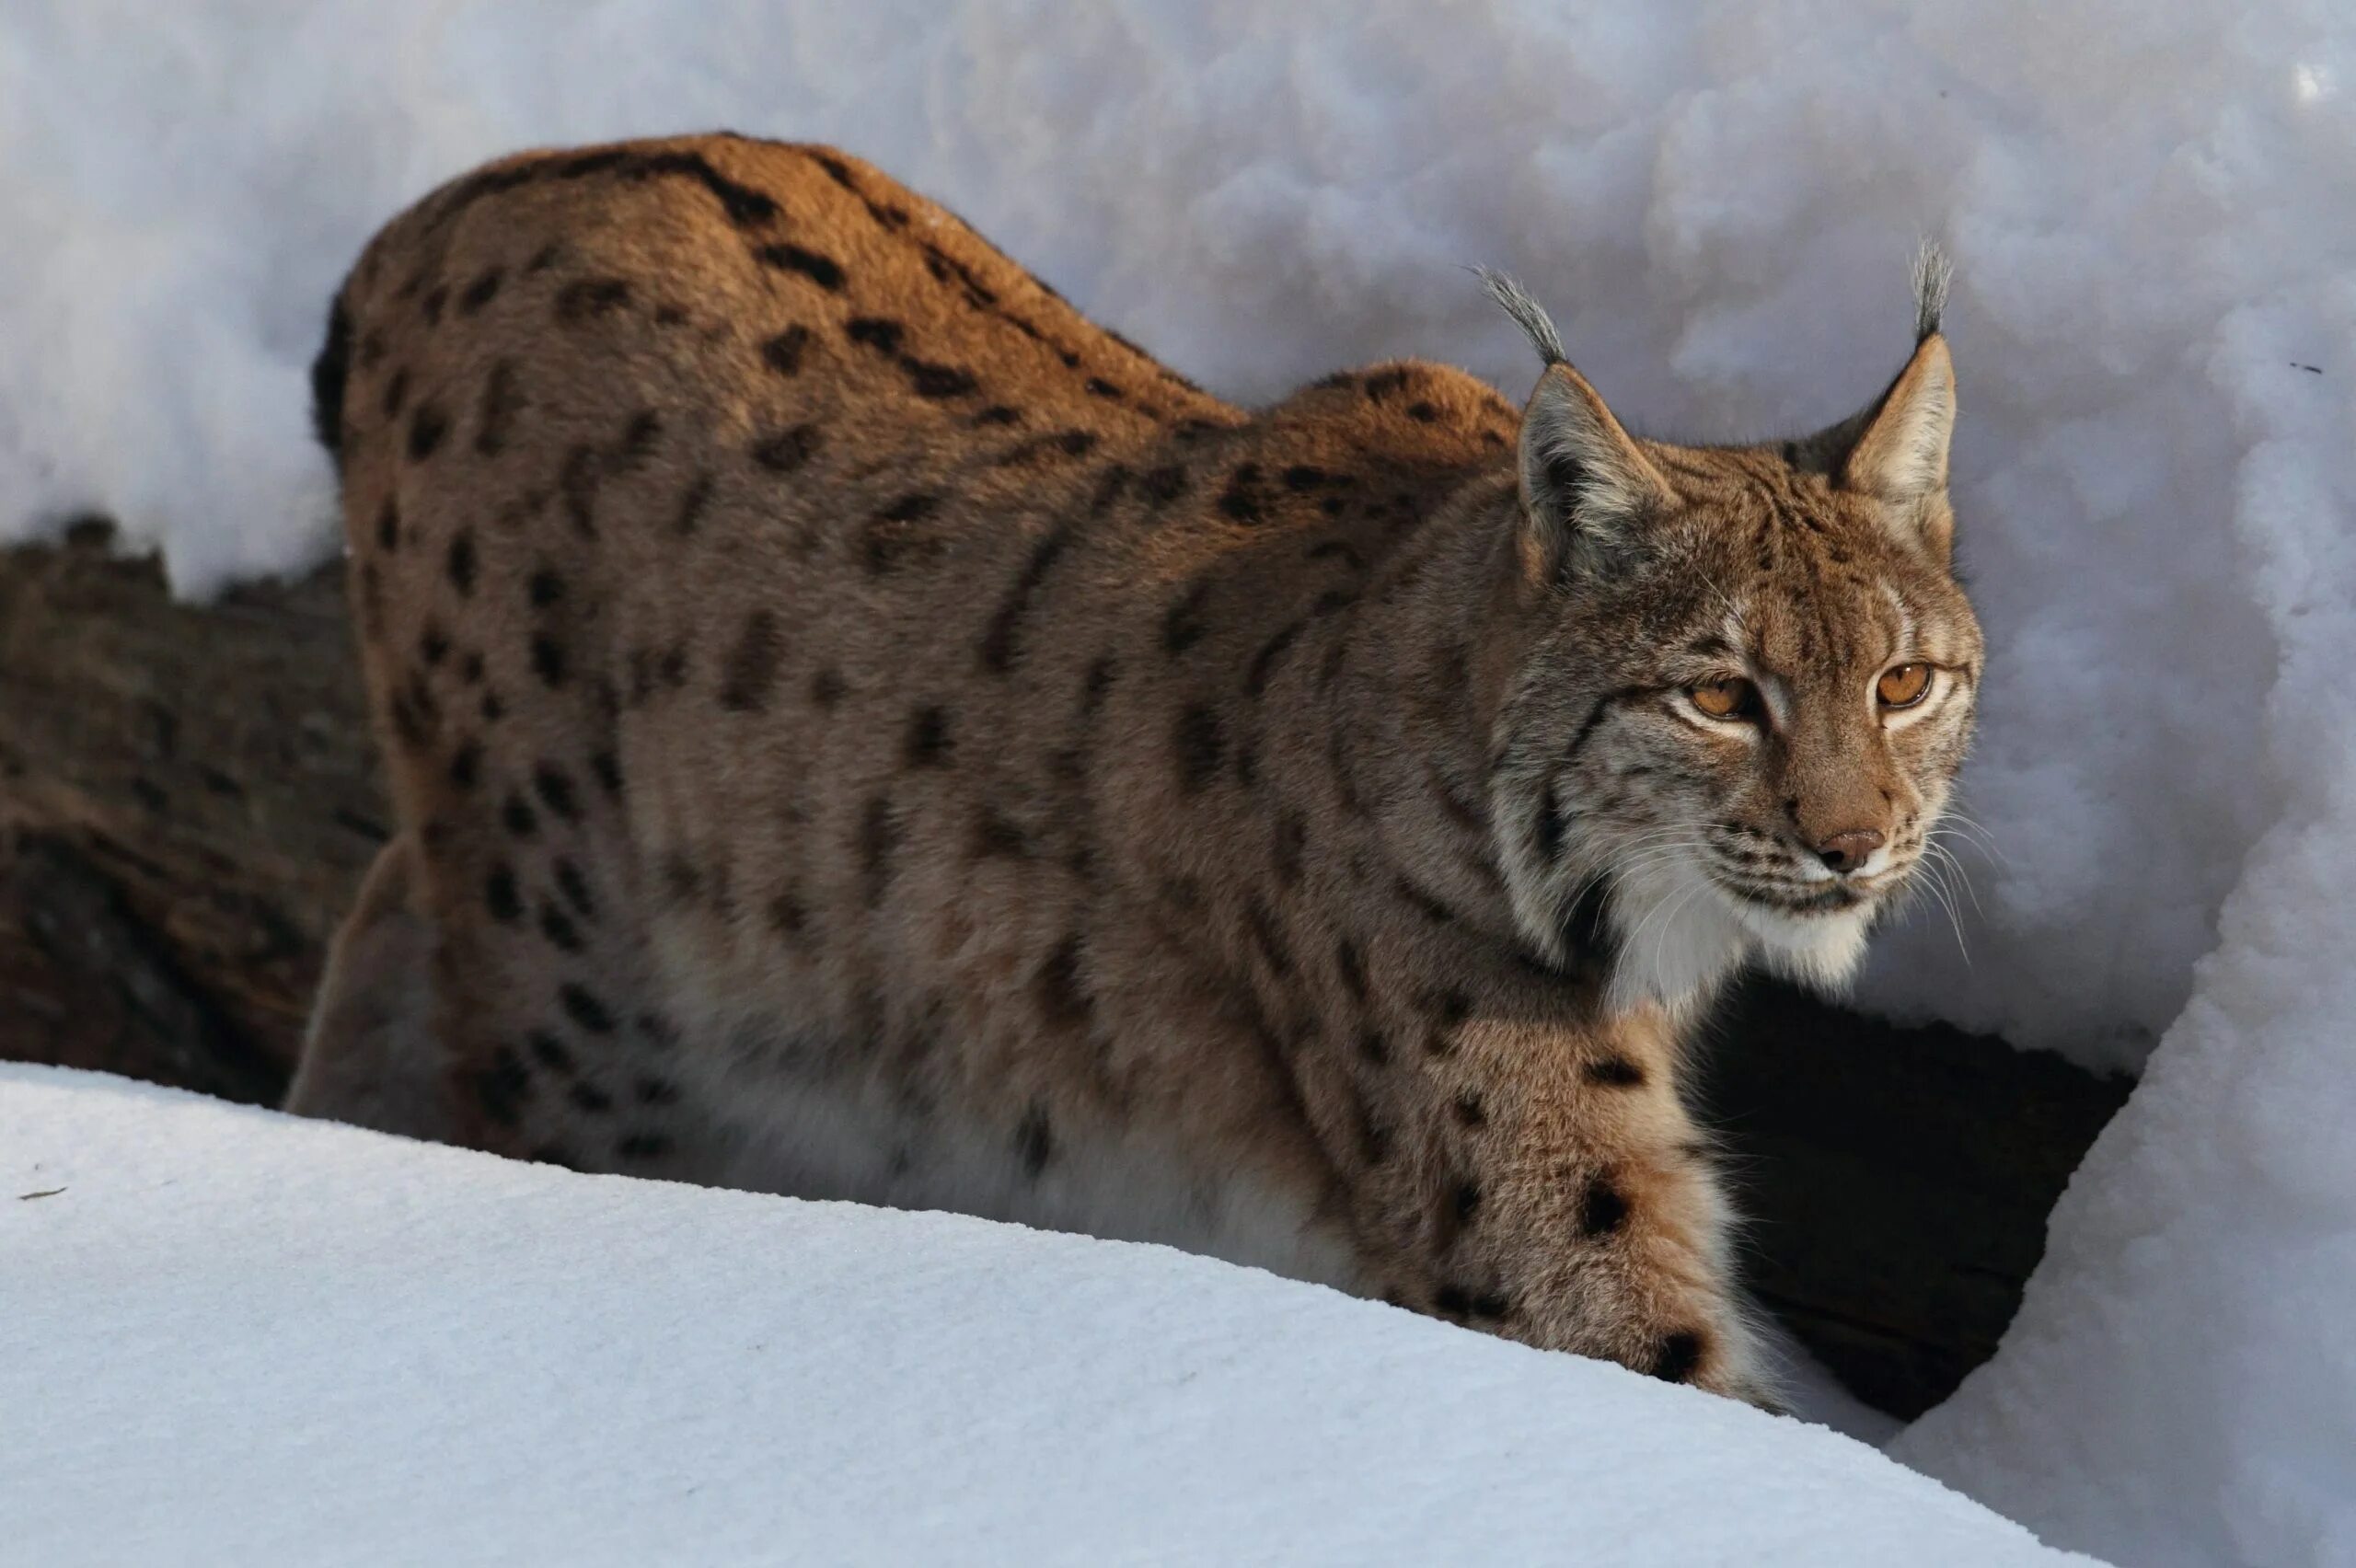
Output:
[[1732, 900, 1875, 994], [1604, 854, 1752, 1017]]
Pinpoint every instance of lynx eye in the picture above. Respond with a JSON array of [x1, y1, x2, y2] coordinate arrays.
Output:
[[1877, 663, 1933, 709], [1688, 676, 1761, 721]]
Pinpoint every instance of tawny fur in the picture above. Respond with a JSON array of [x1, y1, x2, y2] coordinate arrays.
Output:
[[291, 133, 1983, 1406]]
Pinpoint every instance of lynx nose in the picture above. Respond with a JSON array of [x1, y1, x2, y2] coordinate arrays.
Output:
[[1813, 828, 1885, 874]]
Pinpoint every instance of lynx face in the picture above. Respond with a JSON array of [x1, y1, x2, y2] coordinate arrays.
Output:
[[1486, 271, 1981, 1009]]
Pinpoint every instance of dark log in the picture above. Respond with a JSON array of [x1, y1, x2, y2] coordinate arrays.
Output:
[[0, 520, 2130, 1418]]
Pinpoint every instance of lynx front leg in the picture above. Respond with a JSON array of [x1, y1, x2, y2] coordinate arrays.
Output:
[[1358, 1012, 1775, 1407]]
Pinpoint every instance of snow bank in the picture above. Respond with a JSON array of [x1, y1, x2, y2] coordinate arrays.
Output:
[[0, 1065, 2087, 1566], [4, 0, 2347, 1064]]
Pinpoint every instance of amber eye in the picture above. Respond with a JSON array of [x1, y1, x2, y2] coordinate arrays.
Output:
[[1877, 663, 1933, 709], [1689, 676, 1761, 721]]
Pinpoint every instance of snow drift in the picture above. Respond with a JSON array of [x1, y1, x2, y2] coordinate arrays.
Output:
[[3, 3, 2353, 1563], [0, 1065, 2091, 1567]]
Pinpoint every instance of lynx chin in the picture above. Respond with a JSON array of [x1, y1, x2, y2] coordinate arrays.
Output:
[[290, 134, 1981, 1408]]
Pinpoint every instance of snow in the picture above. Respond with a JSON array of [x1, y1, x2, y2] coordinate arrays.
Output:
[[0, 1064, 2088, 1566], [5, 5, 2355, 1565]]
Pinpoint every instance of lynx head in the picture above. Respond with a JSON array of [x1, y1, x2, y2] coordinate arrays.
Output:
[[1481, 254, 1981, 1013]]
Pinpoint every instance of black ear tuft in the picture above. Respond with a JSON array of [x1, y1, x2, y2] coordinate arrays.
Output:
[[1476, 267, 1566, 368], [1911, 241, 1953, 346]]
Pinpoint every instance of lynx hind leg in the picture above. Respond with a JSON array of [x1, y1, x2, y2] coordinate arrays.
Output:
[[285, 835, 455, 1142]]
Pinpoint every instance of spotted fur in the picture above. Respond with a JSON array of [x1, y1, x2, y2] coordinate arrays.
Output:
[[290, 134, 1982, 1407]]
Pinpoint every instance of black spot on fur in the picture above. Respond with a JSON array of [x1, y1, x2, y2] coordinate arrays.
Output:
[[534, 764, 580, 823], [1333, 939, 1369, 1004], [560, 446, 601, 536], [502, 793, 537, 837], [539, 904, 585, 954], [447, 738, 481, 790], [616, 1132, 672, 1162], [1650, 1332, 1705, 1384], [1162, 582, 1211, 657], [904, 359, 978, 399], [1584, 1055, 1646, 1088], [472, 1046, 532, 1129], [972, 808, 1032, 859], [1244, 618, 1307, 698], [559, 983, 616, 1035], [1244, 898, 1292, 977], [979, 523, 1074, 674], [421, 283, 449, 325], [846, 317, 906, 353], [1432, 1286, 1472, 1319], [407, 402, 449, 461], [375, 499, 399, 552], [569, 1081, 614, 1114], [756, 244, 847, 291], [751, 423, 823, 473], [485, 866, 523, 923], [667, 472, 715, 537], [973, 404, 1022, 426], [1391, 877, 1457, 928], [1407, 400, 1439, 423], [1173, 705, 1225, 793], [589, 749, 623, 800], [1579, 1174, 1631, 1237], [1139, 465, 1189, 505], [529, 634, 567, 687], [766, 886, 808, 940], [458, 269, 502, 315], [719, 609, 784, 712], [1273, 812, 1307, 886], [1453, 1180, 1484, 1228], [618, 148, 780, 225], [1218, 463, 1266, 523], [762, 325, 813, 376], [445, 528, 477, 595], [474, 360, 524, 456], [526, 1031, 575, 1074], [809, 666, 847, 708], [1015, 1104, 1056, 1178], [904, 705, 953, 767], [1454, 1091, 1487, 1128], [556, 277, 632, 320], [527, 568, 564, 607], [1083, 377, 1122, 399]]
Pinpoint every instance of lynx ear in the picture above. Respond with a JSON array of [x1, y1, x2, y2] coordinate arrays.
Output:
[[1482, 269, 1675, 573], [1792, 247, 1958, 527], [1830, 332, 1956, 503], [1518, 361, 1677, 558]]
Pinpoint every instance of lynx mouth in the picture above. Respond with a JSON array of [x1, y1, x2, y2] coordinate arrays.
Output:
[[1714, 876, 1869, 917]]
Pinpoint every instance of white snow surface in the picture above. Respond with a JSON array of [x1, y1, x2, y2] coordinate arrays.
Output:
[[6, 6, 2356, 1566], [0, 1065, 2090, 1567]]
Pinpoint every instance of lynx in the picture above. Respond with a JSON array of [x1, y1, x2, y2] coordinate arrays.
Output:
[[291, 133, 1981, 1406]]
